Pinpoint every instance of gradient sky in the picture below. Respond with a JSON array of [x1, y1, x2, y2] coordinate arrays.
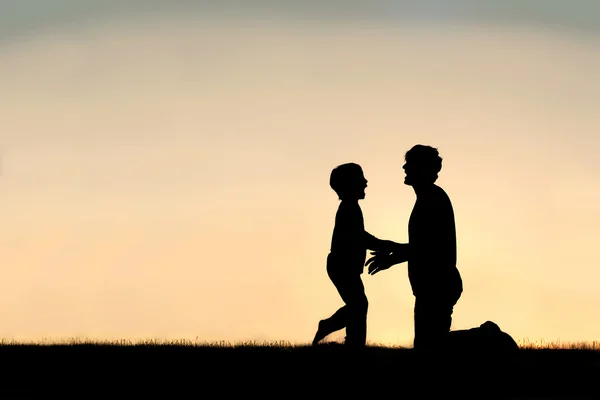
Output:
[[1, 1, 599, 345]]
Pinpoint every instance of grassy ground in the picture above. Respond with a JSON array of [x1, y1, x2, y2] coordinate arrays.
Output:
[[0, 339, 598, 398]]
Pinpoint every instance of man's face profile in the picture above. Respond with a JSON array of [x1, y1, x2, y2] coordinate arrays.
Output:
[[403, 159, 416, 186]]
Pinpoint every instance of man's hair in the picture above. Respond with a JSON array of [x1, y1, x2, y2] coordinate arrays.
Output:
[[330, 162, 363, 199], [405, 145, 443, 182]]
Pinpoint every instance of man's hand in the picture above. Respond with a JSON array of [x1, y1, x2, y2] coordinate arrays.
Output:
[[365, 250, 394, 275], [377, 240, 399, 252], [366, 244, 410, 275]]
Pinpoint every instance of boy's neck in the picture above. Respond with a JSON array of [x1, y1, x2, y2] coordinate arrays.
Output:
[[340, 198, 359, 204]]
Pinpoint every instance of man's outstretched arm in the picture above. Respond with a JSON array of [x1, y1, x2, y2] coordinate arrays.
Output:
[[387, 245, 412, 264], [363, 231, 403, 252], [366, 243, 411, 275]]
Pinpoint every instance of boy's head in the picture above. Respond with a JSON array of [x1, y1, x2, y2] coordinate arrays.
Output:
[[330, 163, 368, 200]]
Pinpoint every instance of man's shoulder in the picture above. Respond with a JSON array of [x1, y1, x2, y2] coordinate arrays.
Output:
[[422, 185, 453, 210], [433, 185, 452, 202]]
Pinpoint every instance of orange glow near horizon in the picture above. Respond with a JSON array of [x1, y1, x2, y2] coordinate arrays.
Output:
[[1, 10, 599, 346]]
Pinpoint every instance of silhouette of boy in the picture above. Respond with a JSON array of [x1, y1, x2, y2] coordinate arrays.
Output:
[[313, 163, 396, 348], [366, 145, 463, 350]]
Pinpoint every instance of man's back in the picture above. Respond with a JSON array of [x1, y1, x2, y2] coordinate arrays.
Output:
[[407, 184, 462, 297]]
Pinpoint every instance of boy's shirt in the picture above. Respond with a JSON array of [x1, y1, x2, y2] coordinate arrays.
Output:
[[329, 200, 379, 275]]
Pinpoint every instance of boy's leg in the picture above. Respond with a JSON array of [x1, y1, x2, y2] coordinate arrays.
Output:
[[313, 267, 350, 345], [313, 305, 347, 345], [338, 275, 368, 348], [323, 305, 348, 332]]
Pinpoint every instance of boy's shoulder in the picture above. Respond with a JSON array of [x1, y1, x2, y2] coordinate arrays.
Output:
[[338, 200, 361, 209]]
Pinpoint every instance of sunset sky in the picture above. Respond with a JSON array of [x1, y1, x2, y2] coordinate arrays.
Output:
[[1, 1, 599, 346]]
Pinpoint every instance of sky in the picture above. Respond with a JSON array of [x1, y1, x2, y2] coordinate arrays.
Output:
[[1, 1, 599, 345]]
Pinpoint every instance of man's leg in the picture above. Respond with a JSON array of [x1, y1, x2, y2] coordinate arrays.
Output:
[[413, 297, 455, 350]]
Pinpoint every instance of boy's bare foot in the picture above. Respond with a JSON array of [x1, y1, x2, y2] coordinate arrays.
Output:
[[312, 320, 329, 345]]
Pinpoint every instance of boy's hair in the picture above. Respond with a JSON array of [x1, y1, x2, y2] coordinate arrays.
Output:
[[330, 162, 363, 199], [405, 144, 443, 182]]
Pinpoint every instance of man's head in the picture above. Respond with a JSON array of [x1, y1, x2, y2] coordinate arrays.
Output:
[[403, 145, 443, 186], [330, 163, 368, 200]]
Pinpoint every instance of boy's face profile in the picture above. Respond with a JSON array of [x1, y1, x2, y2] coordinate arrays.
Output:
[[345, 168, 368, 200], [356, 170, 368, 200], [331, 163, 368, 201]]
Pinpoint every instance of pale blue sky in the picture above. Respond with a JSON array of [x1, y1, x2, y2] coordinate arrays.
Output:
[[0, 0, 599, 344], [2, 0, 600, 42]]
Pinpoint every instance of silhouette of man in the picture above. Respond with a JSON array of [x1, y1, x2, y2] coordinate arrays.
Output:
[[313, 163, 395, 348], [366, 145, 463, 350]]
